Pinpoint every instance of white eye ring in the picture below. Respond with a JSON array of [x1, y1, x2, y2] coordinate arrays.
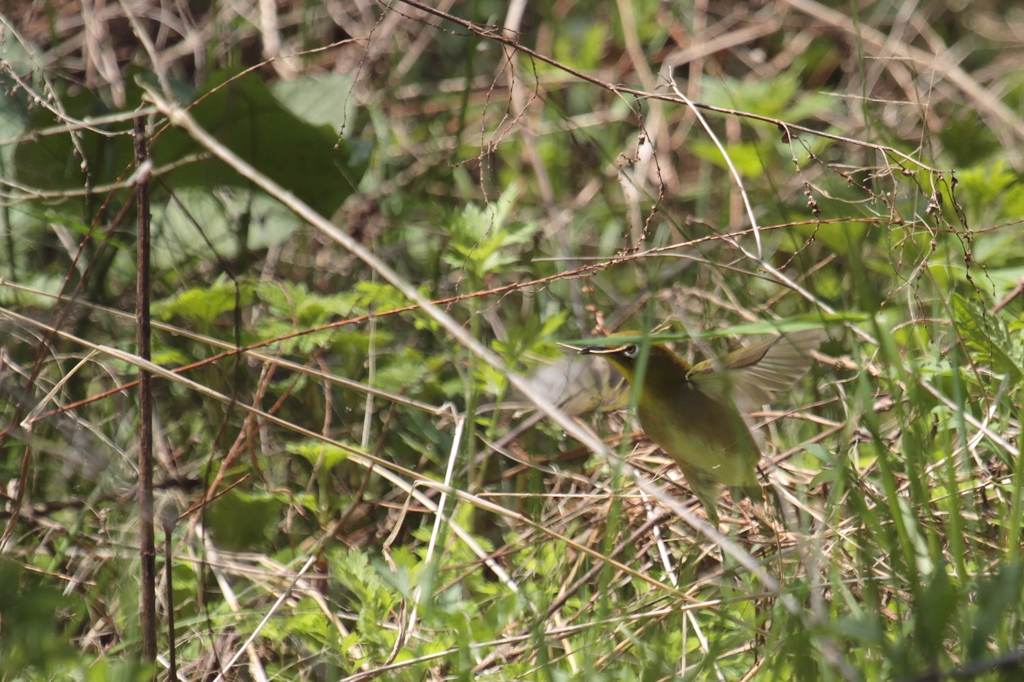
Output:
[[622, 344, 638, 359]]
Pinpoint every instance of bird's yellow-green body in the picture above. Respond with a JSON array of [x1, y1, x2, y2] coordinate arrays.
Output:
[[580, 330, 823, 525], [631, 345, 760, 487]]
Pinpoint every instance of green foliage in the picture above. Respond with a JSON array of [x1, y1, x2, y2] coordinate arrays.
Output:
[[262, 597, 338, 652], [11, 73, 367, 219], [690, 141, 766, 178], [967, 562, 1023, 659], [151, 71, 367, 217], [4, 0, 1024, 680], [953, 294, 1024, 381], [207, 489, 283, 551], [702, 72, 803, 122], [954, 161, 1023, 227], [154, 277, 253, 331], [442, 184, 537, 285], [0, 560, 76, 675], [938, 111, 1002, 167], [288, 441, 351, 470], [548, 20, 610, 73], [330, 548, 404, 664]]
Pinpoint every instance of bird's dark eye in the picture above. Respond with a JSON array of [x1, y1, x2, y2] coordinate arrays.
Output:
[[622, 344, 638, 359]]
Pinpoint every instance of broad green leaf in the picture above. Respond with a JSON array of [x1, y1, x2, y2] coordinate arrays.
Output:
[[690, 141, 766, 178], [938, 110, 1001, 166], [272, 74, 357, 131], [154, 72, 366, 217], [13, 71, 368, 219], [207, 490, 282, 551], [12, 86, 135, 198], [1000, 183, 1024, 221], [287, 441, 351, 470], [150, 348, 191, 367]]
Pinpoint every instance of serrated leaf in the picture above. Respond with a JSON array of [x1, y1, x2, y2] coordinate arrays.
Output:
[[153, 278, 252, 328], [953, 294, 1024, 380], [701, 73, 799, 120], [354, 281, 412, 312]]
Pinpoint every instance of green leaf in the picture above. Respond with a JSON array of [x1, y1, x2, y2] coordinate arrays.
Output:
[[10, 69, 363, 221], [701, 73, 800, 121], [809, 467, 840, 487], [354, 281, 413, 313], [952, 293, 1024, 380], [915, 566, 956, 665], [550, 22, 609, 72], [809, 221, 869, 254], [376, 347, 431, 392], [151, 188, 305, 268], [0, 561, 76, 674], [968, 562, 1022, 658], [690, 141, 766, 178], [263, 599, 332, 646], [150, 348, 191, 367], [474, 361, 508, 398], [957, 161, 1016, 209], [154, 72, 367, 217], [804, 443, 838, 481], [13, 86, 134, 197], [938, 110, 1001, 166], [272, 74, 357, 131], [443, 185, 536, 280], [287, 441, 351, 470], [784, 91, 837, 124], [1000, 183, 1024, 221], [833, 614, 883, 646], [153, 278, 252, 329], [256, 281, 359, 326], [207, 490, 282, 551]]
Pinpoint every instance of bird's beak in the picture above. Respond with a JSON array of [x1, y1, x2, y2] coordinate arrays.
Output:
[[577, 345, 616, 355], [558, 341, 628, 355], [556, 341, 617, 355]]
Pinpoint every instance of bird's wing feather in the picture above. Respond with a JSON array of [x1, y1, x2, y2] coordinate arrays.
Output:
[[688, 328, 826, 411], [524, 356, 628, 415]]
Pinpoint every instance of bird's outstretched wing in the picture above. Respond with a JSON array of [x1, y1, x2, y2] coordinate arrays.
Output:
[[523, 356, 628, 415], [688, 328, 826, 411]]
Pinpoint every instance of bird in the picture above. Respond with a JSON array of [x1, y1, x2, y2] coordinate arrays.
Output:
[[578, 328, 825, 526]]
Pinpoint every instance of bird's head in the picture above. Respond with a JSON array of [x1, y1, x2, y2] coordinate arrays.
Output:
[[577, 332, 685, 385]]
